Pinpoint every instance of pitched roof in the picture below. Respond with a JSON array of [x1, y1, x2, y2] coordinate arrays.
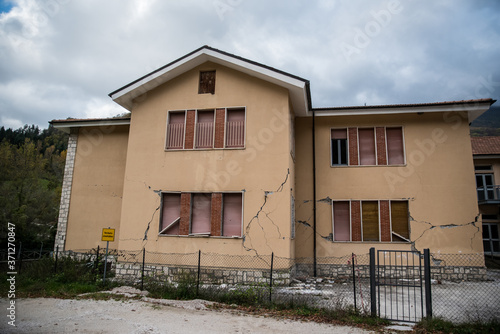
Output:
[[109, 45, 311, 116], [471, 136, 500, 155]]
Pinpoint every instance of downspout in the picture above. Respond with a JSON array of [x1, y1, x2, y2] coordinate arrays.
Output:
[[312, 109, 317, 277]]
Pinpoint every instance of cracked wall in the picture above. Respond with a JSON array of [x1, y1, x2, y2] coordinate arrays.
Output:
[[294, 112, 484, 264], [115, 61, 295, 259], [63, 125, 129, 251]]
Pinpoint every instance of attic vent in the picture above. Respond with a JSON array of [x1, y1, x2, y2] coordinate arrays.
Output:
[[199, 71, 216, 94]]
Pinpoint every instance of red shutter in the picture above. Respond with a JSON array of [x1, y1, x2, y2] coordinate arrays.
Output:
[[226, 109, 245, 148], [333, 201, 350, 241], [359, 128, 376, 165], [387, 127, 404, 165], [160, 193, 181, 235], [223, 193, 242, 237], [191, 193, 211, 234], [195, 111, 214, 149]]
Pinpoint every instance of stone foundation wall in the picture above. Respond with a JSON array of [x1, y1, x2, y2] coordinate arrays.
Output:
[[115, 262, 292, 286], [294, 263, 487, 282]]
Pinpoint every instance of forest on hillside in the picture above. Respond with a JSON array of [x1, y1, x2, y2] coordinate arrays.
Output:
[[0, 125, 68, 251]]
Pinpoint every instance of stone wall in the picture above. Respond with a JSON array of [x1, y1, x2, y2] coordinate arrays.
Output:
[[54, 131, 78, 252], [115, 262, 292, 286]]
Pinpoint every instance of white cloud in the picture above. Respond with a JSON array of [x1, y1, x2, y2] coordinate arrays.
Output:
[[0, 0, 499, 129]]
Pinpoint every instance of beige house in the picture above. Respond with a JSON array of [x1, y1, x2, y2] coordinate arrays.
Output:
[[472, 136, 500, 256], [51, 46, 496, 273]]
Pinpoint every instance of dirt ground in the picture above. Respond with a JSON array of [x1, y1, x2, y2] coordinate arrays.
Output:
[[1, 287, 375, 334]]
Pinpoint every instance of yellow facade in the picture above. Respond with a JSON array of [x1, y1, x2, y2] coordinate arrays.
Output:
[[53, 47, 494, 267]]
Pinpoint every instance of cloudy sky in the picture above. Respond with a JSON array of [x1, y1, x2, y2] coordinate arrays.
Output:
[[0, 0, 499, 129]]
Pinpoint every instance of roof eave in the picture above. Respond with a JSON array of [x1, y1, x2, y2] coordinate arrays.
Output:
[[109, 46, 311, 116], [50, 118, 131, 133]]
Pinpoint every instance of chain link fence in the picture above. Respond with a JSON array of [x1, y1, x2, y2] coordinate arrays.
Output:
[[3, 246, 499, 324]]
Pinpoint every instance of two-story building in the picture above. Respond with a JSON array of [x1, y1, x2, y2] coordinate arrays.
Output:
[[51, 46, 496, 278]]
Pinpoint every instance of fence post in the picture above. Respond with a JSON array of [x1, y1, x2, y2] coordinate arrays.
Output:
[[369, 247, 376, 317], [352, 253, 357, 312], [196, 250, 201, 297], [424, 249, 433, 319], [141, 248, 145, 291], [269, 252, 274, 303], [54, 245, 59, 274]]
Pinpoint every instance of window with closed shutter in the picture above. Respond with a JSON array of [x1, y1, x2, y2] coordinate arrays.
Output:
[[333, 201, 350, 241], [191, 193, 211, 235], [358, 128, 376, 165], [362, 201, 379, 241], [386, 127, 404, 165], [391, 201, 409, 241], [222, 193, 242, 237], [160, 193, 181, 235]]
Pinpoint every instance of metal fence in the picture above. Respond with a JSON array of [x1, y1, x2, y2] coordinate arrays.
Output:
[[3, 246, 500, 324]]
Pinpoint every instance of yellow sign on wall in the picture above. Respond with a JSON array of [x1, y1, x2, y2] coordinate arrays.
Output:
[[101, 228, 115, 242]]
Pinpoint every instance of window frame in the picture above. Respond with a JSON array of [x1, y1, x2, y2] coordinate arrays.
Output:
[[330, 126, 406, 167], [330, 128, 348, 166], [331, 199, 410, 243], [224, 107, 246, 149], [159, 191, 244, 238], [165, 111, 186, 150]]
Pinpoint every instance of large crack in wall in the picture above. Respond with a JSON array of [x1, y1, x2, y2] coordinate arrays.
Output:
[[242, 168, 290, 259]]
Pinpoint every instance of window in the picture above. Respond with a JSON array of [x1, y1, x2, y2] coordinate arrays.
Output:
[[225, 108, 245, 148], [195, 110, 214, 148], [331, 127, 405, 166], [160, 192, 243, 238], [483, 223, 500, 254], [391, 201, 409, 241], [362, 201, 379, 241], [159, 193, 181, 235], [166, 107, 245, 151], [476, 174, 496, 201], [199, 71, 215, 94], [332, 200, 409, 242], [331, 129, 348, 165], [222, 193, 242, 237], [191, 193, 211, 235], [386, 127, 404, 165], [166, 112, 185, 149], [332, 201, 350, 241]]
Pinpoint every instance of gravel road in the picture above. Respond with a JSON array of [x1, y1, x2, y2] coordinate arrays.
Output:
[[1, 287, 374, 334]]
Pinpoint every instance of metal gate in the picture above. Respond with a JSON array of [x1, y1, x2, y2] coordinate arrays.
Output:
[[369, 248, 432, 323]]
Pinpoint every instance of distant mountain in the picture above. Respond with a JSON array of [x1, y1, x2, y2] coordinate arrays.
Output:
[[470, 106, 500, 137]]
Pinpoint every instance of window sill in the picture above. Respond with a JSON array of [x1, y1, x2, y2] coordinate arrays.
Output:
[[158, 234, 242, 239], [330, 164, 407, 168], [164, 147, 246, 152]]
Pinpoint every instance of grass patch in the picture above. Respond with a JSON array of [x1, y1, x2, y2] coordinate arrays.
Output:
[[415, 317, 500, 334]]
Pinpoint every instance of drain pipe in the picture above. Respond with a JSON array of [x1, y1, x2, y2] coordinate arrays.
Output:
[[312, 109, 317, 277]]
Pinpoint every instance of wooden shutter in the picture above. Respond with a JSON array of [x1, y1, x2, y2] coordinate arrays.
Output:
[[160, 193, 181, 235], [191, 193, 211, 234], [362, 201, 379, 241], [386, 127, 404, 165], [226, 109, 245, 148], [195, 110, 214, 148], [199, 71, 215, 94], [359, 128, 376, 165], [222, 193, 242, 237], [391, 201, 409, 241], [333, 201, 350, 241]]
